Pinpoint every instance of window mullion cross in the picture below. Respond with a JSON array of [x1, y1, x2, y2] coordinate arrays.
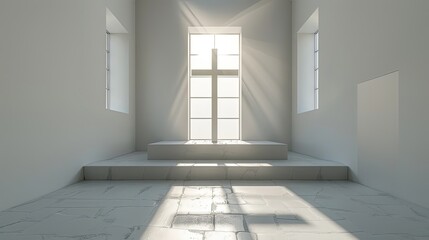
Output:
[[191, 48, 239, 143]]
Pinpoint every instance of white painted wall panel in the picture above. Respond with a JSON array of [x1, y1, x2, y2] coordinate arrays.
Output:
[[292, 0, 429, 208], [0, 0, 135, 211], [358, 72, 399, 194], [136, 0, 292, 149]]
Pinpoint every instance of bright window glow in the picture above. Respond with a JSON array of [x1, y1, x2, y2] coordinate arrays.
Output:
[[189, 29, 241, 141], [190, 77, 211, 97], [190, 34, 214, 55], [190, 98, 212, 118], [217, 55, 240, 70], [190, 119, 212, 139], [218, 119, 240, 139], [190, 55, 212, 69], [218, 77, 239, 98], [216, 35, 240, 54], [218, 99, 240, 118]]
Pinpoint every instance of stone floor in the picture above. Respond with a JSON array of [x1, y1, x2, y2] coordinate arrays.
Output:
[[1, 180, 429, 240]]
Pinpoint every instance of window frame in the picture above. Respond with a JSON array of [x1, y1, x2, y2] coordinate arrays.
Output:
[[297, 8, 319, 114], [105, 31, 111, 110], [314, 31, 319, 109], [188, 27, 242, 141]]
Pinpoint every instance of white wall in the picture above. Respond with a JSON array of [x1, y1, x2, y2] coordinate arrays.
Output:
[[0, 0, 135, 211], [358, 72, 399, 196], [292, 0, 429, 208], [136, 0, 292, 150]]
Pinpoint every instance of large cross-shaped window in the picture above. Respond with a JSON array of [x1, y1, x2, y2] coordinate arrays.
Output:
[[189, 28, 241, 143]]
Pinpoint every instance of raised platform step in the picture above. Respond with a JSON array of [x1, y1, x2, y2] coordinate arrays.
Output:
[[148, 140, 288, 160], [84, 152, 348, 180]]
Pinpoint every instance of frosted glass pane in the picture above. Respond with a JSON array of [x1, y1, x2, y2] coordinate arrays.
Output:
[[215, 34, 239, 55], [191, 77, 211, 97], [218, 98, 239, 118], [190, 34, 214, 55], [218, 77, 239, 97], [218, 55, 239, 70], [315, 51, 319, 69], [191, 119, 212, 139], [314, 32, 319, 50], [315, 89, 319, 109], [218, 119, 239, 140], [315, 69, 319, 88], [191, 98, 211, 118], [191, 55, 211, 70]]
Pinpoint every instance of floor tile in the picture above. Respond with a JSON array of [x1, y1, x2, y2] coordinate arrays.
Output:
[[140, 226, 204, 240], [237, 232, 257, 240], [172, 214, 214, 231], [215, 214, 245, 232], [205, 231, 236, 240]]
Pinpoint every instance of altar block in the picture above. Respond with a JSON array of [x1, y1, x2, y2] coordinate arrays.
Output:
[[147, 141, 288, 160]]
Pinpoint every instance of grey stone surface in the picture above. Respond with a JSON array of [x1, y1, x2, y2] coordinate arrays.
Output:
[[148, 140, 288, 160], [1, 180, 429, 240], [205, 231, 237, 240], [215, 214, 245, 232], [84, 152, 348, 180], [172, 214, 214, 231], [237, 232, 257, 240]]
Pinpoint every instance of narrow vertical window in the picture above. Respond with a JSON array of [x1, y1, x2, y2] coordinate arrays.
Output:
[[105, 31, 111, 109], [297, 8, 319, 113], [105, 8, 129, 113], [188, 27, 241, 142], [314, 31, 319, 109]]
